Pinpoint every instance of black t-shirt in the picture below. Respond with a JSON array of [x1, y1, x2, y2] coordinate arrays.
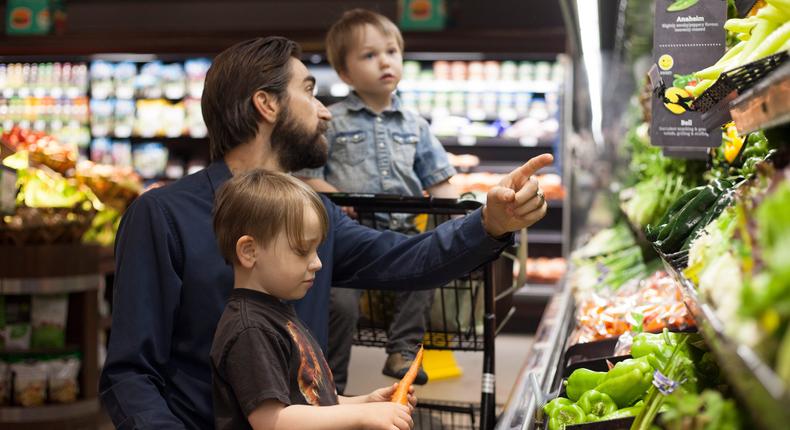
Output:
[[210, 288, 338, 429]]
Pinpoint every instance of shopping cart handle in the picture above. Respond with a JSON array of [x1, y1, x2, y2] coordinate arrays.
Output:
[[323, 192, 482, 213]]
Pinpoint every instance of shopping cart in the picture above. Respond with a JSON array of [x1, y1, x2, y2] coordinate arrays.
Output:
[[326, 193, 516, 430]]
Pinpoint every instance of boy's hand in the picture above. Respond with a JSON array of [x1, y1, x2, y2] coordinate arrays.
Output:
[[367, 383, 418, 411], [482, 153, 554, 237], [353, 402, 413, 430]]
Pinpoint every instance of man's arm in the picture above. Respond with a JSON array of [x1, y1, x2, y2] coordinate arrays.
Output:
[[329, 154, 553, 290], [99, 193, 185, 429]]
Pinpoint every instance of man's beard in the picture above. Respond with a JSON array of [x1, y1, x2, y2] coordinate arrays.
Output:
[[270, 104, 329, 172]]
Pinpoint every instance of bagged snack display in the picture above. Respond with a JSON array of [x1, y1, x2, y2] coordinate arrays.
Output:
[[4, 295, 31, 350], [11, 360, 47, 407], [48, 354, 81, 403], [31, 294, 68, 348]]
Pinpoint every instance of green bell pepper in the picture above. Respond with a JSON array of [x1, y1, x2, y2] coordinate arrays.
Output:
[[543, 397, 574, 417], [578, 389, 618, 419], [595, 368, 653, 408], [601, 357, 653, 382], [565, 368, 606, 401], [548, 404, 586, 430]]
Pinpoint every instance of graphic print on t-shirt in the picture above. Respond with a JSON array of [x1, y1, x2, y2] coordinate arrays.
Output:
[[286, 320, 333, 406]]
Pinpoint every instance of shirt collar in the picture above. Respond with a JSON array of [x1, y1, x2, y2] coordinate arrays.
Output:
[[206, 159, 233, 195], [344, 91, 403, 116]]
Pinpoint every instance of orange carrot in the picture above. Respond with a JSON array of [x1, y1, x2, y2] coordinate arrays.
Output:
[[391, 344, 424, 405]]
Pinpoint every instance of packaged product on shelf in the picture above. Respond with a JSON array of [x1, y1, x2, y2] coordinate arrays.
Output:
[[113, 62, 137, 100], [135, 99, 166, 137], [89, 61, 114, 100], [185, 58, 211, 99], [512, 257, 567, 284], [165, 160, 185, 180], [111, 140, 132, 167], [48, 354, 81, 404], [449, 92, 465, 116], [11, 360, 47, 407], [163, 101, 186, 138], [162, 63, 186, 100], [467, 61, 484, 80], [3, 295, 31, 350], [113, 99, 135, 138], [132, 143, 168, 179], [517, 61, 534, 81], [534, 61, 552, 82], [31, 294, 68, 349], [484, 60, 501, 81], [137, 62, 163, 99], [90, 137, 113, 164], [515, 92, 532, 116], [571, 271, 695, 345], [404, 60, 422, 80], [185, 98, 207, 138], [432, 60, 450, 80], [500, 61, 518, 81], [89, 99, 113, 138], [0, 360, 8, 406], [450, 61, 467, 81]]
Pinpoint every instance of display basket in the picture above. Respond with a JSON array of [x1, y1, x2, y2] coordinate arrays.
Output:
[[691, 50, 788, 113]]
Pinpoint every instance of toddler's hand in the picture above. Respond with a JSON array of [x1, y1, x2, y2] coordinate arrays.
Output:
[[367, 383, 417, 412], [355, 402, 413, 430]]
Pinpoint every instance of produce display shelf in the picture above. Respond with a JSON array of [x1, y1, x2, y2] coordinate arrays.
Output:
[[495, 279, 574, 430], [654, 246, 790, 430], [729, 61, 790, 134]]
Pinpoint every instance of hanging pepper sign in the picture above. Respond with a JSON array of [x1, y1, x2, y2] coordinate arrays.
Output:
[[651, 0, 727, 156]]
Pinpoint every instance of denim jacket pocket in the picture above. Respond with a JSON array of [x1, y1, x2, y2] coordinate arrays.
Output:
[[391, 132, 418, 169], [331, 130, 368, 166]]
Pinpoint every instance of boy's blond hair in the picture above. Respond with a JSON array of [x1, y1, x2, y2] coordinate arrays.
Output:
[[325, 9, 404, 74], [213, 169, 329, 265]]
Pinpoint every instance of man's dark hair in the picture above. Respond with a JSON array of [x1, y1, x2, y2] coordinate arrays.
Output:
[[202, 36, 302, 160]]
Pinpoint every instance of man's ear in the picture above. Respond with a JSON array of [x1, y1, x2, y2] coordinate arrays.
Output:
[[236, 235, 258, 269], [252, 90, 279, 124]]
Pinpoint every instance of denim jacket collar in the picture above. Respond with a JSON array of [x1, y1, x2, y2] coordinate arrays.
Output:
[[343, 91, 403, 116]]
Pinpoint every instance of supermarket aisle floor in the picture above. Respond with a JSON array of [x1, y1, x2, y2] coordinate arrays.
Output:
[[345, 334, 534, 406]]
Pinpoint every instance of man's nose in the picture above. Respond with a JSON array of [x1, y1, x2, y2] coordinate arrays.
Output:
[[316, 99, 332, 121]]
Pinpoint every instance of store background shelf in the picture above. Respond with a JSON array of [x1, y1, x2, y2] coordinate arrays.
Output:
[[0, 398, 99, 425]]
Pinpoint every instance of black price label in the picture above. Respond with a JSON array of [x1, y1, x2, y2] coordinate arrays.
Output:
[[651, 0, 727, 153]]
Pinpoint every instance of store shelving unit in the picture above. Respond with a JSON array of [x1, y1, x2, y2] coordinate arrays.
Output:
[[729, 61, 790, 134], [0, 244, 101, 429]]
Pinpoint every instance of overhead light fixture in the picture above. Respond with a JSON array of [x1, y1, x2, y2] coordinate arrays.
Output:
[[576, 0, 604, 147]]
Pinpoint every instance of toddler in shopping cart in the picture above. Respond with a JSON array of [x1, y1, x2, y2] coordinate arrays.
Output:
[[209, 169, 416, 430], [296, 8, 459, 393]]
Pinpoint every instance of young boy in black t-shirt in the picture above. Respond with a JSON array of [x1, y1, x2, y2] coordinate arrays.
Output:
[[210, 169, 416, 430]]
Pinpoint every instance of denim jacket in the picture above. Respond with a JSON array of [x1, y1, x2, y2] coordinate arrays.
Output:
[[297, 92, 456, 197]]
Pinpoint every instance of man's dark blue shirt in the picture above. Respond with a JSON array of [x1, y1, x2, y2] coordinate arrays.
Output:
[[99, 160, 511, 429]]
